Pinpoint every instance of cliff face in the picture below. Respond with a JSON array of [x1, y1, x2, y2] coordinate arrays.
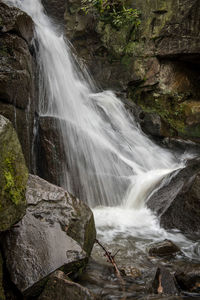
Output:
[[0, 1, 37, 169], [43, 0, 200, 141]]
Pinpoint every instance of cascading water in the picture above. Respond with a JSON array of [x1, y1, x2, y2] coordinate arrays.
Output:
[[5, 0, 200, 263]]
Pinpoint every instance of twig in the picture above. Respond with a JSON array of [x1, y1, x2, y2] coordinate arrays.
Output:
[[95, 239, 124, 285]]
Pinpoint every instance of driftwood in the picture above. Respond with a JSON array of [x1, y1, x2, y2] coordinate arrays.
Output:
[[95, 239, 125, 285]]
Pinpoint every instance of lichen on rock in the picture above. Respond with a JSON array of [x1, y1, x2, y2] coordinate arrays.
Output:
[[0, 115, 28, 232]]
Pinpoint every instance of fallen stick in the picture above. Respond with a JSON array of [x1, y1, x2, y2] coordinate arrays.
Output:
[[95, 239, 125, 285]]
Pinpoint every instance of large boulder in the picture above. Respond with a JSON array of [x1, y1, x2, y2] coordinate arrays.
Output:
[[147, 158, 200, 235], [38, 270, 95, 300], [0, 1, 36, 169], [1, 175, 96, 295], [0, 115, 28, 232], [37, 116, 67, 188]]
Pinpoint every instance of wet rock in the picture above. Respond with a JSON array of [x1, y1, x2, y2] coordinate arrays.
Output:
[[1, 175, 96, 295], [162, 137, 200, 156], [149, 240, 180, 258], [175, 263, 200, 294], [140, 112, 172, 138], [0, 1, 33, 43], [152, 266, 179, 295], [38, 270, 95, 300], [42, 0, 67, 23], [147, 158, 200, 236], [37, 116, 66, 188], [0, 1, 36, 169], [0, 252, 5, 300], [0, 115, 28, 232]]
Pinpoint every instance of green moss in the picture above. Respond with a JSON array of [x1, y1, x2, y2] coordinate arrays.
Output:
[[131, 89, 188, 135], [0, 116, 28, 231], [2, 153, 25, 207]]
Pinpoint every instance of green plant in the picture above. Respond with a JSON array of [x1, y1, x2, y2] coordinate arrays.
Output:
[[81, 0, 140, 29]]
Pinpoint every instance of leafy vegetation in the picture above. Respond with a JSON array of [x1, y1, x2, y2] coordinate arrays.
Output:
[[81, 0, 140, 28]]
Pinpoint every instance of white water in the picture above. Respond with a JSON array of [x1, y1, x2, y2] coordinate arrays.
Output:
[[5, 0, 199, 260]]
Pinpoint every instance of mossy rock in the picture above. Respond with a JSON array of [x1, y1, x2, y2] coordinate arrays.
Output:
[[0, 252, 5, 300], [0, 115, 28, 231]]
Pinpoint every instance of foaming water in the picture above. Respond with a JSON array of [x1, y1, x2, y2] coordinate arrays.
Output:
[[5, 0, 199, 262], [93, 206, 200, 263]]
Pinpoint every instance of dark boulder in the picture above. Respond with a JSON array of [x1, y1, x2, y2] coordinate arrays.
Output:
[[147, 158, 200, 236], [149, 240, 180, 258], [152, 266, 179, 295], [162, 138, 200, 156], [175, 263, 200, 294], [0, 115, 28, 232], [38, 270, 95, 300], [1, 175, 96, 295], [0, 1, 36, 169], [140, 112, 173, 138], [37, 116, 67, 188]]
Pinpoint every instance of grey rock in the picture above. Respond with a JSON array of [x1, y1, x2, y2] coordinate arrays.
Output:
[[2, 175, 96, 295], [147, 158, 200, 235], [0, 1, 36, 169], [38, 270, 96, 300], [152, 266, 179, 295]]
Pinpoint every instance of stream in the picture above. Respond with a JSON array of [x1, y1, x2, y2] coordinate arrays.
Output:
[[4, 0, 200, 298]]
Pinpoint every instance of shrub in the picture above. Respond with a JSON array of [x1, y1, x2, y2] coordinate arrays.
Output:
[[81, 0, 140, 29]]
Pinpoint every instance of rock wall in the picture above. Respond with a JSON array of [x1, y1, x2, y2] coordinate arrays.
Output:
[[0, 1, 37, 170], [43, 0, 200, 141]]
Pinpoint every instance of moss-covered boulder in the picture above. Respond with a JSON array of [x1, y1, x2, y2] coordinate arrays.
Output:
[[0, 115, 28, 232]]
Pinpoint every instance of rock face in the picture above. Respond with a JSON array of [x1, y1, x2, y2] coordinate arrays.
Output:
[[0, 115, 28, 232], [1, 175, 96, 295], [147, 158, 200, 235], [37, 116, 67, 188], [0, 1, 36, 169], [43, 0, 200, 141], [38, 270, 95, 300]]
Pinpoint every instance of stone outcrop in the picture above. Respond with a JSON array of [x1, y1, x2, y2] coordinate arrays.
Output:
[[0, 115, 28, 232], [42, 0, 200, 141], [1, 174, 96, 295], [0, 1, 36, 169], [147, 158, 200, 235], [38, 270, 95, 300]]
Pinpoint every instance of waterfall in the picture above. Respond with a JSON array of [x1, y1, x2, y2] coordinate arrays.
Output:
[[5, 0, 184, 209]]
